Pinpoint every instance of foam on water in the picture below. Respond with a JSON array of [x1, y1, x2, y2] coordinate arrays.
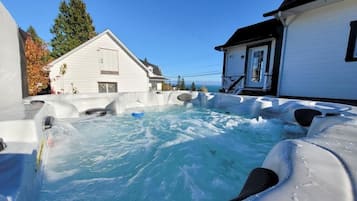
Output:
[[40, 105, 288, 201]]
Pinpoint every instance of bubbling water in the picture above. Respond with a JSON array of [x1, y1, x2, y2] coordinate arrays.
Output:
[[40, 105, 287, 201]]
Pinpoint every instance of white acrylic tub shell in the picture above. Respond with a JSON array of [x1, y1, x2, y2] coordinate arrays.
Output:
[[1, 91, 357, 201], [0, 103, 53, 201]]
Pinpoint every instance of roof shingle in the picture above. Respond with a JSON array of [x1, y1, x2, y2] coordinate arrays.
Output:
[[264, 0, 316, 16], [215, 19, 283, 51], [140, 58, 163, 76]]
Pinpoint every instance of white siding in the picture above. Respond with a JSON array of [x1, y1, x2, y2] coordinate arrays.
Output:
[[223, 45, 247, 90], [280, 0, 357, 100], [0, 3, 23, 108], [226, 46, 246, 77], [50, 32, 149, 94]]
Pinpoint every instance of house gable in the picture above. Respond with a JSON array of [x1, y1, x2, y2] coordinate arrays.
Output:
[[48, 30, 149, 77], [140, 59, 162, 76], [140, 58, 167, 80], [49, 29, 150, 94]]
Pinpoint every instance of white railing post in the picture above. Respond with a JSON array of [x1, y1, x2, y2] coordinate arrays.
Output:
[[263, 73, 268, 91]]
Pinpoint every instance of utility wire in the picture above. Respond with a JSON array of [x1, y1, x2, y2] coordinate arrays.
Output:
[[166, 71, 221, 78], [181, 72, 221, 78]]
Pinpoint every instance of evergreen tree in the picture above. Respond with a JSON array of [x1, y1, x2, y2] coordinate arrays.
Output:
[[50, 0, 96, 58], [27, 26, 52, 64], [177, 75, 181, 89], [180, 77, 186, 90], [191, 82, 196, 91], [27, 26, 42, 44]]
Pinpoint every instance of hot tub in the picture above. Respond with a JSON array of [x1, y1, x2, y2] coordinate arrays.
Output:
[[0, 92, 356, 201]]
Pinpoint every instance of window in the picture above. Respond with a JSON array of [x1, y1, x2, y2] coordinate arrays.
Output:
[[98, 82, 117, 93], [99, 48, 119, 74], [251, 50, 264, 82], [345, 20, 357, 62]]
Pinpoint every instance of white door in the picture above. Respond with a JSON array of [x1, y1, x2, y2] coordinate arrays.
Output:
[[246, 45, 268, 88]]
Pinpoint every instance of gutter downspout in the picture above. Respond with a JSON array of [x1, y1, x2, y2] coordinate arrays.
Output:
[[276, 11, 288, 97], [222, 49, 227, 91], [276, 12, 298, 97]]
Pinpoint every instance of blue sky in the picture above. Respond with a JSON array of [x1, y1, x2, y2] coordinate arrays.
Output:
[[1, 0, 281, 85]]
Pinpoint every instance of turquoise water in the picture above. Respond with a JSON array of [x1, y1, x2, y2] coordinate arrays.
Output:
[[40, 106, 285, 201]]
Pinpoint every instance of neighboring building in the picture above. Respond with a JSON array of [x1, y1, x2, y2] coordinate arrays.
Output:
[[140, 58, 166, 91], [216, 0, 357, 102], [215, 19, 283, 95], [48, 29, 151, 94], [0, 2, 28, 109]]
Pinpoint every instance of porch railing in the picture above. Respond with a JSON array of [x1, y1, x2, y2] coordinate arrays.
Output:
[[226, 75, 245, 94]]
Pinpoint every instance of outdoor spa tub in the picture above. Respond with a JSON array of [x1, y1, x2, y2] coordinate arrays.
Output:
[[0, 91, 356, 201]]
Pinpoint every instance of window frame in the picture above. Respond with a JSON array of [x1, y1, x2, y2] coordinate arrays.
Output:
[[345, 20, 357, 62], [98, 82, 118, 93], [98, 48, 119, 74]]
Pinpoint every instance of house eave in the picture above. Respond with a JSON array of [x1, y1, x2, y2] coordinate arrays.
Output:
[[263, 0, 343, 17], [263, 9, 280, 17], [215, 19, 283, 51], [214, 45, 224, 52], [149, 76, 167, 81], [215, 36, 276, 50]]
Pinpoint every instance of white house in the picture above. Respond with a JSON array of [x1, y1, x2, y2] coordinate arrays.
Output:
[[140, 58, 166, 91], [215, 19, 283, 96], [216, 0, 357, 102], [48, 30, 151, 94], [0, 2, 27, 108]]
